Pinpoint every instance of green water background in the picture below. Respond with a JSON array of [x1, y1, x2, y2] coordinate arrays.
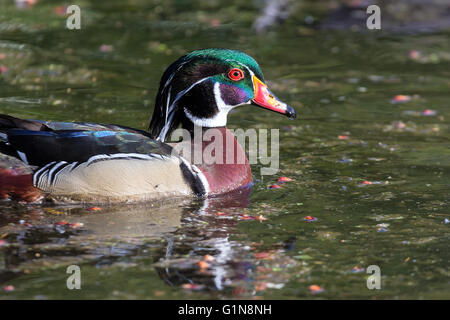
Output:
[[0, 0, 449, 299]]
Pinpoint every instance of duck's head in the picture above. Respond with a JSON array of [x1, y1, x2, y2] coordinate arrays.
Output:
[[149, 48, 296, 141]]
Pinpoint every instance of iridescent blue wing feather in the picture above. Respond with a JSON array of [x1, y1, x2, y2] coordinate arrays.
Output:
[[0, 115, 173, 167]]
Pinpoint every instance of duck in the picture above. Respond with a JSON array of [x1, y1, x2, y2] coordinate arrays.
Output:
[[0, 48, 295, 203]]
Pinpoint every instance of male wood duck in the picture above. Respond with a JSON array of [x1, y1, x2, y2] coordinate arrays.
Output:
[[0, 48, 295, 203]]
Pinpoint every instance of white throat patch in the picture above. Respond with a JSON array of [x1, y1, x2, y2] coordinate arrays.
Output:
[[183, 82, 249, 128]]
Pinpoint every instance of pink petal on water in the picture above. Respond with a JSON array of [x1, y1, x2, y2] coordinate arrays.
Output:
[[421, 109, 437, 116], [277, 176, 294, 183], [308, 285, 324, 294], [390, 95, 411, 103], [3, 285, 15, 292], [304, 216, 318, 222], [99, 44, 114, 52]]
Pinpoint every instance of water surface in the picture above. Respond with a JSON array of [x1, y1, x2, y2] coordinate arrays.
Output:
[[0, 0, 449, 299]]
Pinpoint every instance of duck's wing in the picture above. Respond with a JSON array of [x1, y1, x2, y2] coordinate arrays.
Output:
[[30, 119, 153, 137], [6, 128, 173, 167], [0, 114, 149, 134], [0, 114, 171, 167]]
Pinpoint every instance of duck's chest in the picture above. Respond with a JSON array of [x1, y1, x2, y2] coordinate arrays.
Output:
[[178, 127, 252, 195]]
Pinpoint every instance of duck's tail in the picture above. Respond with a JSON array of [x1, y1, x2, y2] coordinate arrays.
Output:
[[0, 153, 42, 202], [0, 114, 51, 132], [0, 114, 53, 159], [0, 168, 42, 202], [0, 115, 44, 202]]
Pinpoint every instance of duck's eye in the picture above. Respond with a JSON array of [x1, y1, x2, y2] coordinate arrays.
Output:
[[228, 68, 245, 81]]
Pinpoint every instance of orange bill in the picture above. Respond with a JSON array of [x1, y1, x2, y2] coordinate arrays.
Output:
[[251, 75, 296, 119]]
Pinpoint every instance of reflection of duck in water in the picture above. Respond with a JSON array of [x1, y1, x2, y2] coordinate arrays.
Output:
[[0, 187, 249, 257], [154, 187, 252, 292], [0, 49, 295, 203], [153, 188, 299, 296], [1, 188, 296, 297]]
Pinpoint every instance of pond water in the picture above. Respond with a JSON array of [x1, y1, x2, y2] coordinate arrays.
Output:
[[0, 1, 449, 299]]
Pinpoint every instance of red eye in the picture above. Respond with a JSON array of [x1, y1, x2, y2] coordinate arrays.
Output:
[[228, 68, 244, 81]]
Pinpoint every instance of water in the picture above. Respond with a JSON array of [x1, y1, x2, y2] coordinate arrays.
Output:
[[0, 0, 449, 299]]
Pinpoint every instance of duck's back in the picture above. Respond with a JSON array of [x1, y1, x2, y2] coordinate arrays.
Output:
[[0, 115, 201, 203]]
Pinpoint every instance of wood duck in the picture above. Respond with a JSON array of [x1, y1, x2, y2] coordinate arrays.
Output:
[[0, 48, 295, 203]]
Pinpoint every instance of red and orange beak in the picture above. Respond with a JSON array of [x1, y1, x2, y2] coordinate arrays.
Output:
[[251, 75, 296, 119]]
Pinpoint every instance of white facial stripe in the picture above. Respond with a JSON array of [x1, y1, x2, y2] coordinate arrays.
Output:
[[214, 81, 234, 112], [241, 64, 256, 96], [160, 62, 189, 132], [184, 107, 228, 127], [236, 61, 255, 76], [157, 60, 197, 142], [163, 61, 187, 90], [183, 80, 255, 128], [158, 77, 210, 142], [182, 82, 231, 127]]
